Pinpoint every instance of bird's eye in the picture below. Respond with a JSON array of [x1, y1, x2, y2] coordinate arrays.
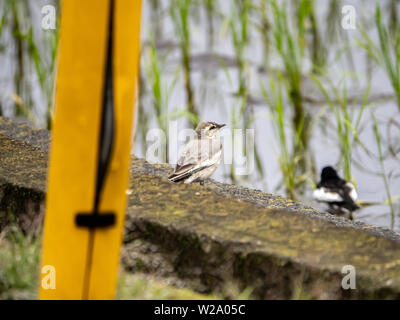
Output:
[[210, 125, 216, 130]]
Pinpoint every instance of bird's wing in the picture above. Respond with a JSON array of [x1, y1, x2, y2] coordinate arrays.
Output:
[[173, 163, 196, 175], [176, 139, 220, 169], [174, 140, 201, 172], [345, 183, 358, 201], [314, 180, 358, 204], [169, 139, 221, 181], [169, 140, 205, 181], [313, 187, 343, 202]]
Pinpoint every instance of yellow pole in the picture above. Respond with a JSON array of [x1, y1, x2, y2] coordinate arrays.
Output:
[[39, 0, 142, 299]]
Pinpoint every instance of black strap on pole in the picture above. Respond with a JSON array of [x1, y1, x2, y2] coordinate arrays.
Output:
[[76, 0, 116, 299], [75, 0, 116, 229]]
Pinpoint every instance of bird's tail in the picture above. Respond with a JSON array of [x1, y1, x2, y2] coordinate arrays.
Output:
[[168, 173, 187, 182], [168, 170, 194, 182], [168, 165, 211, 183], [342, 201, 360, 212]]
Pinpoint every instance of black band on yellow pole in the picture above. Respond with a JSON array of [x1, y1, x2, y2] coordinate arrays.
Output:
[[80, 0, 115, 300]]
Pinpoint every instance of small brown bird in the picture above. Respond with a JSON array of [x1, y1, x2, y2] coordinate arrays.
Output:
[[168, 121, 225, 184]]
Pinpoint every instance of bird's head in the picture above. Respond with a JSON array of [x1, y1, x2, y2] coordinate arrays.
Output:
[[195, 121, 226, 138], [321, 166, 339, 181]]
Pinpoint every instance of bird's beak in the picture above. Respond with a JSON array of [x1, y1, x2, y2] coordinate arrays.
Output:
[[217, 123, 226, 129]]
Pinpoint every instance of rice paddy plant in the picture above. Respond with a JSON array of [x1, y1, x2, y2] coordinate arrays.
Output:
[[204, 0, 216, 50], [310, 74, 370, 182], [296, 0, 326, 74], [169, 0, 198, 127], [143, 39, 179, 162], [0, 0, 59, 128], [325, 0, 355, 74], [335, 86, 352, 181], [387, 0, 399, 36], [216, 55, 241, 182], [371, 112, 395, 230], [326, 0, 342, 44], [137, 65, 150, 157], [270, 0, 310, 178], [271, 0, 304, 112], [229, 99, 243, 183], [229, 0, 249, 98], [9, 0, 33, 120], [0, 10, 5, 40], [24, 22, 59, 129], [0, 7, 5, 117], [149, 0, 163, 40], [256, 0, 271, 68], [260, 72, 300, 199], [359, 5, 400, 111], [227, 2, 248, 129], [228, 0, 266, 182]]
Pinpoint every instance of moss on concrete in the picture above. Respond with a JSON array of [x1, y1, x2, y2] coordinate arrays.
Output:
[[124, 171, 400, 298], [1, 116, 400, 299], [0, 131, 46, 234]]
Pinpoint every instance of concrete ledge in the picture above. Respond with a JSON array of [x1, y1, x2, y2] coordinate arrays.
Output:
[[1, 116, 400, 299]]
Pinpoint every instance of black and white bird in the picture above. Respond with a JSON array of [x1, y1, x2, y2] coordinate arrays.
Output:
[[168, 121, 225, 184], [313, 166, 360, 220]]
